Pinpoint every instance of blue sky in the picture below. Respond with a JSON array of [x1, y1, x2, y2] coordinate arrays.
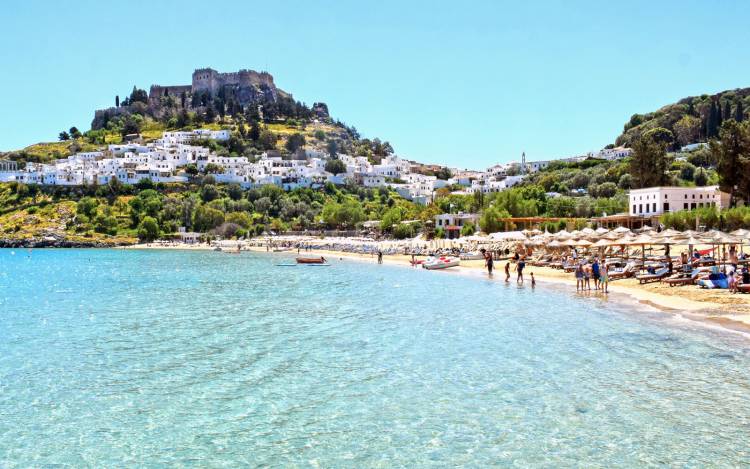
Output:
[[1, 0, 749, 168]]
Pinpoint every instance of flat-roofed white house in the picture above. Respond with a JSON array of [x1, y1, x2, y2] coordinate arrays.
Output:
[[434, 212, 480, 239], [628, 186, 731, 217]]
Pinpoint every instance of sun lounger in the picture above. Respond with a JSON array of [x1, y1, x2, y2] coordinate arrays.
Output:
[[636, 268, 670, 284], [608, 263, 636, 281], [663, 275, 695, 287], [697, 273, 729, 289], [738, 284, 750, 294]]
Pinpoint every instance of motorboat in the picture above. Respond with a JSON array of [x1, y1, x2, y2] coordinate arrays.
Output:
[[422, 256, 460, 270]]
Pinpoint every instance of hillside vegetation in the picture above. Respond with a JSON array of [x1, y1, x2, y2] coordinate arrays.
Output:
[[616, 88, 750, 149]]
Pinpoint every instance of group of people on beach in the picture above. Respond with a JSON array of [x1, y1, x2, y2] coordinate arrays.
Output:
[[483, 249, 534, 287], [573, 257, 609, 293]]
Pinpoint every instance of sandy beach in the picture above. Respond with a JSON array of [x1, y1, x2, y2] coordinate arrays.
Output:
[[123, 241, 750, 334]]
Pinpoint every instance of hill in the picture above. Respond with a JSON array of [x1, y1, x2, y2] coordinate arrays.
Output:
[[615, 87, 750, 149]]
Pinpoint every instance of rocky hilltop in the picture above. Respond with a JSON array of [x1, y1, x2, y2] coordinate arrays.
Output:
[[92, 67, 328, 129]]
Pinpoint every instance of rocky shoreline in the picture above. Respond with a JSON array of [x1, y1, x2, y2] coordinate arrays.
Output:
[[0, 238, 135, 248]]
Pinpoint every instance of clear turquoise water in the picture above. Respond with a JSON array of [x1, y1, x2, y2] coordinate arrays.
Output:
[[1, 249, 750, 467]]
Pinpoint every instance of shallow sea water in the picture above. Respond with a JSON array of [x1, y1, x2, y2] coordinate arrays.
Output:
[[1, 249, 750, 467]]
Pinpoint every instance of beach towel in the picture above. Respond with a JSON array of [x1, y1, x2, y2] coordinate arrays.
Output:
[[698, 273, 728, 289]]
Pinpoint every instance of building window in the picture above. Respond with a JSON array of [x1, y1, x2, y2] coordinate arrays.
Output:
[[691, 203, 696, 209], [684, 203, 688, 209], [653, 203, 657, 212], [639, 204, 643, 213], [633, 204, 636, 213], [664, 203, 670, 212]]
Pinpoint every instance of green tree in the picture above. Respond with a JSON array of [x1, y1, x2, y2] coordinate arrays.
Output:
[[226, 211, 253, 229], [707, 100, 719, 138], [460, 221, 476, 236], [380, 206, 405, 231], [200, 184, 220, 202], [58, 131, 70, 141], [679, 162, 696, 181], [325, 158, 347, 175], [138, 216, 160, 241], [194, 206, 225, 232], [629, 132, 670, 188], [694, 167, 709, 186], [204, 163, 223, 174], [285, 133, 306, 153], [326, 140, 338, 158], [258, 129, 278, 150], [227, 183, 243, 201], [76, 197, 98, 218], [184, 164, 199, 177], [129, 86, 149, 104], [69, 127, 82, 139], [249, 120, 261, 141], [711, 120, 750, 205], [479, 205, 511, 233], [735, 99, 744, 122]]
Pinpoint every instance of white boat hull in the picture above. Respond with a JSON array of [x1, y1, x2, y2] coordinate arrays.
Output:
[[422, 257, 460, 270]]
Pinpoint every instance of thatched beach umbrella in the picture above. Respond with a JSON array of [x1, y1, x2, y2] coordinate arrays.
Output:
[[654, 228, 682, 239], [613, 226, 632, 234], [547, 239, 562, 249], [589, 238, 611, 257], [595, 227, 610, 235], [626, 233, 657, 266]]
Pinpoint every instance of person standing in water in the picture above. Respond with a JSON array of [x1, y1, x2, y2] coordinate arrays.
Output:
[[377, 250, 383, 264], [600, 262, 609, 293], [484, 249, 494, 276], [504, 262, 511, 282], [515, 256, 525, 284], [575, 263, 584, 292], [591, 258, 600, 290], [530, 272, 536, 288]]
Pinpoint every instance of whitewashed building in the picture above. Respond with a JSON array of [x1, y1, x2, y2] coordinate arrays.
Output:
[[628, 186, 731, 217]]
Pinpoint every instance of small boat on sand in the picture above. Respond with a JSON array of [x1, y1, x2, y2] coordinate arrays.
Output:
[[296, 256, 327, 264], [422, 256, 460, 270]]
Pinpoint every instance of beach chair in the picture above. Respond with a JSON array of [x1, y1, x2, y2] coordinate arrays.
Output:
[[636, 267, 670, 284], [738, 283, 750, 294], [608, 263, 636, 281], [662, 269, 702, 287]]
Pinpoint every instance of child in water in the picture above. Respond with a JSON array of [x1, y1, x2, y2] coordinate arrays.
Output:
[[504, 262, 511, 282], [530, 272, 536, 288]]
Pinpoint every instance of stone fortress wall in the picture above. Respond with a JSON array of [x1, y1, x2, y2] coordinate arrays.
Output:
[[147, 68, 278, 106]]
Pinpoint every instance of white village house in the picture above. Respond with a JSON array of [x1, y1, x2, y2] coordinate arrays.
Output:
[[628, 186, 731, 217], [434, 212, 480, 239]]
